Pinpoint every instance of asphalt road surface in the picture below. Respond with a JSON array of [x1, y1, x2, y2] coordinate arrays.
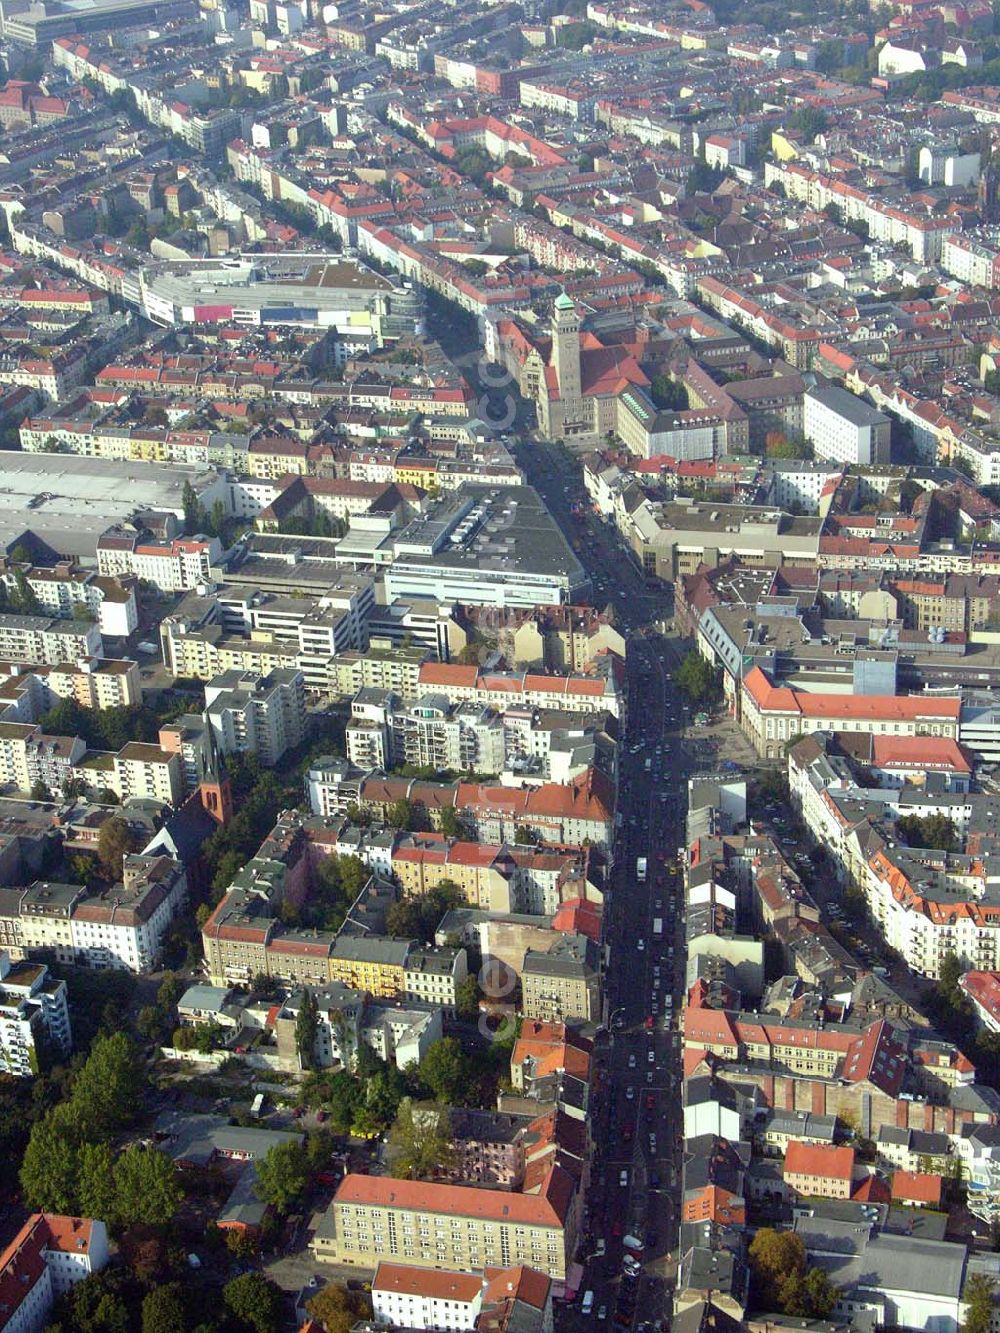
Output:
[[516, 436, 695, 1333]]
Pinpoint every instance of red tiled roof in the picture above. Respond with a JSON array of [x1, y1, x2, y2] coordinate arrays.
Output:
[[871, 735, 971, 773], [373, 1262, 482, 1301], [335, 1167, 573, 1226], [784, 1142, 855, 1181], [959, 970, 1000, 1023], [743, 665, 960, 722], [851, 1173, 891, 1203], [482, 1265, 551, 1311], [0, 1214, 97, 1325], [891, 1169, 943, 1204]]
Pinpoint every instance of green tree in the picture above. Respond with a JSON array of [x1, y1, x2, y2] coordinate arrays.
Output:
[[29, 779, 53, 802], [112, 1145, 182, 1227], [294, 990, 318, 1070], [55, 1269, 132, 1333], [803, 1266, 840, 1319], [255, 1139, 309, 1213], [556, 18, 597, 46], [788, 106, 828, 143], [77, 1141, 118, 1221], [386, 1098, 455, 1180], [171, 1025, 197, 1051], [418, 1037, 470, 1104], [963, 1273, 996, 1333], [72, 1031, 143, 1130], [354, 1060, 409, 1134], [897, 813, 958, 852], [141, 1282, 186, 1333], [324, 1070, 364, 1134], [765, 434, 810, 460], [687, 157, 725, 194], [136, 1005, 166, 1044], [97, 816, 138, 882], [649, 374, 689, 412], [814, 38, 843, 72], [748, 1228, 807, 1309], [120, 1226, 170, 1285], [181, 480, 204, 535], [157, 972, 181, 1008], [672, 649, 721, 707], [387, 797, 414, 830], [439, 805, 462, 838], [940, 950, 964, 996], [386, 897, 423, 938], [307, 1283, 372, 1333], [19, 1102, 81, 1212], [222, 1273, 284, 1333], [225, 1227, 259, 1264], [305, 1127, 335, 1172], [455, 973, 481, 1023], [10, 569, 41, 614]]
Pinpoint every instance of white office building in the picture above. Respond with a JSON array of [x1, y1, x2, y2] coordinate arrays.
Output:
[[803, 385, 891, 466], [204, 668, 307, 765]]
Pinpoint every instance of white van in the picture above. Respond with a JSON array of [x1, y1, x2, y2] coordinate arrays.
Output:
[[582, 1291, 595, 1315]]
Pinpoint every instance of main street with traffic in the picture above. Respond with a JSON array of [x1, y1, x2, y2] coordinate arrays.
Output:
[[517, 435, 702, 1333]]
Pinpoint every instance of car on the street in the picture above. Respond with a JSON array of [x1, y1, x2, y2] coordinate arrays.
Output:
[[619, 1169, 629, 1186], [625, 1085, 635, 1099], [628, 1053, 636, 1068]]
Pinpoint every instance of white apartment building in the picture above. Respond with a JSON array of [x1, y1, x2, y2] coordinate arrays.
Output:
[[0, 951, 71, 1077], [372, 1264, 484, 1330], [941, 232, 1000, 289], [790, 736, 1000, 979], [0, 724, 87, 796], [0, 613, 102, 665], [97, 535, 221, 593], [765, 460, 844, 514], [803, 385, 891, 466], [204, 668, 307, 765], [0, 660, 141, 724], [112, 743, 183, 806], [416, 663, 622, 719], [68, 855, 188, 972], [347, 689, 507, 775], [40, 659, 141, 712], [0, 1215, 109, 1333], [402, 947, 468, 1017], [0, 723, 182, 804], [5, 566, 138, 640]]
